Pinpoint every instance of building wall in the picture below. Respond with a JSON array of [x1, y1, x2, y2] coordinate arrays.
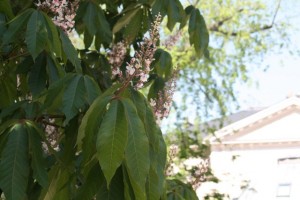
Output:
[[202, 147, 300, 200]]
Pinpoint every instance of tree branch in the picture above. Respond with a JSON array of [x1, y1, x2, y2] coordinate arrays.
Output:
[[209, 8, 244, 32], [209, 0, 282, 36]]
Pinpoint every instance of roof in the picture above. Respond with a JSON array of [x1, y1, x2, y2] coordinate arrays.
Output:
[[208, 95, 300, 144]]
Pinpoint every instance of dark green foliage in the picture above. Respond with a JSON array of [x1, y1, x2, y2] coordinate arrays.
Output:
[[0, 0, 208, 199]]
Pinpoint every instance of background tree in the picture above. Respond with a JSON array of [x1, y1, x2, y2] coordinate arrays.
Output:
[[163, 0, 291, 198], [0, 0, 209, 199]]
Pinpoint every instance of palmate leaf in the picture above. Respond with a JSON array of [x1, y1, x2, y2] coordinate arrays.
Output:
[[62, 75, 86, 123], [76, 163, 104, 200], [27, 123, 48, 188], [128, 90, 166, 199], [59, 29, 82, 73], [94, 6, 112, 48], [97, 100, 128, 187], [0, 74, 17, 109], [28, 52, 47, 96], [166, 0, 185, 31], [82, 2, 99, 35], [153, 49, 173, 79], [166, 179, 198, 200], [77, 83, 120, 150], [0, 0, 14, 20], [123, 9, 142, 42], [188, 8, 209, 58], [97, 166, 124, 200], [122, 165, 135, 200], [121, 98, 150, 200], [2, 8, 33, 44], [42, 12, 62, 58], [26, 10, 48, 60], [112, 5, 141, 34], [0, 123, 29, 200], [83, 75, 101, 105]]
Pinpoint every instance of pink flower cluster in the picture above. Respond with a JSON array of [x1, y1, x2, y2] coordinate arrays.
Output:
[[35, 0, 79, 33], [163, 30, 182, 50], [108, 42, 126, 78], [108, 14, 161, 90], [150, 71, 177, 124]]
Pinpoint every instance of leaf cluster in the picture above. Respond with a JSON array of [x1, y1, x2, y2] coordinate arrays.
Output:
[[0, 0, 210, 199]]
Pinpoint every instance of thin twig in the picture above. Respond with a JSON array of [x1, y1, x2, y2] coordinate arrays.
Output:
[[209, 0, 282, 36]]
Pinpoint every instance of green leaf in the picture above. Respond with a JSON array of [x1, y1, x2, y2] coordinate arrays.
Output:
[[83, 75, 101, 105], [46, 55, 60, 83], [59, 29, 82, 73], [0, 119, 17, 135], [152, 0, 168, 17], [97, 100, 128, 186], [94, 7, 112, 47], [42, 74, 73, 113], [113, 5, 141, 34], [62, 75, 86, 123], [123, 8, 146, 43], [166, 0, 185, 31], [148, 77, 165, 100], [2, 8, 33, 44], [121, 98, 150, 200], [128, 90, 166, 199], [27, 123, 48, 188], [97, 166, 124, 200], [77, 84, 120, 150], [122, 165, 135, 200], [76, 163, 104, 200], [0, 14, 6, 41], [82, 2, 99, 35], [156, 134, 167, 194], [146, 166, 160, 200], [166, 180, 198, 200], [26, 10, 48, 60], [0, 0, 14, 20], [0, 74, 17, 109], [188, 8, 209, 57], [153, 49, 173, 79], [28, 52, 47, 96], [0, 123, 29, 200], [39, 166, 70, 200], [42, 12, 62, 58]]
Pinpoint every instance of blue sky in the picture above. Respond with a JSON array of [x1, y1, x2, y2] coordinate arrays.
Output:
[[236, 0, 300, 110]]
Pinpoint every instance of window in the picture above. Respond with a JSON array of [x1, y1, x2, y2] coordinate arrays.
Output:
[[276, 183, 291, 197]]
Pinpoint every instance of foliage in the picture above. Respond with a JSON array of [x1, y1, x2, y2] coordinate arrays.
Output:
[[0, 0, 210, 199], [166, 0, 289, 123], [162, 0, 290, 197]]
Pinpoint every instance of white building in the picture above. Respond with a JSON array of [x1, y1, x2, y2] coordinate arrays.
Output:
[[198, 96, 300, 200]]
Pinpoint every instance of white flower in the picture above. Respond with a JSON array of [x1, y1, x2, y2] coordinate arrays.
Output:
[[136, 82, 143, 89], [150, 98, 156, 107], [145, 59, 151, 68], [126, 65, 135, 75], [140, 73, 149, 82], [112, 68, 120, 76]]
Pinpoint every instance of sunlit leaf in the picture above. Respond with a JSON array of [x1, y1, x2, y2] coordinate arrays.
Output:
[[189, 8, 209, 57], [42, 12, 62, 58], [59, 29, 82, 73], [113, 5, 141, 34], [122, 98, 150, 200], [97, 100, 128, 186]]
